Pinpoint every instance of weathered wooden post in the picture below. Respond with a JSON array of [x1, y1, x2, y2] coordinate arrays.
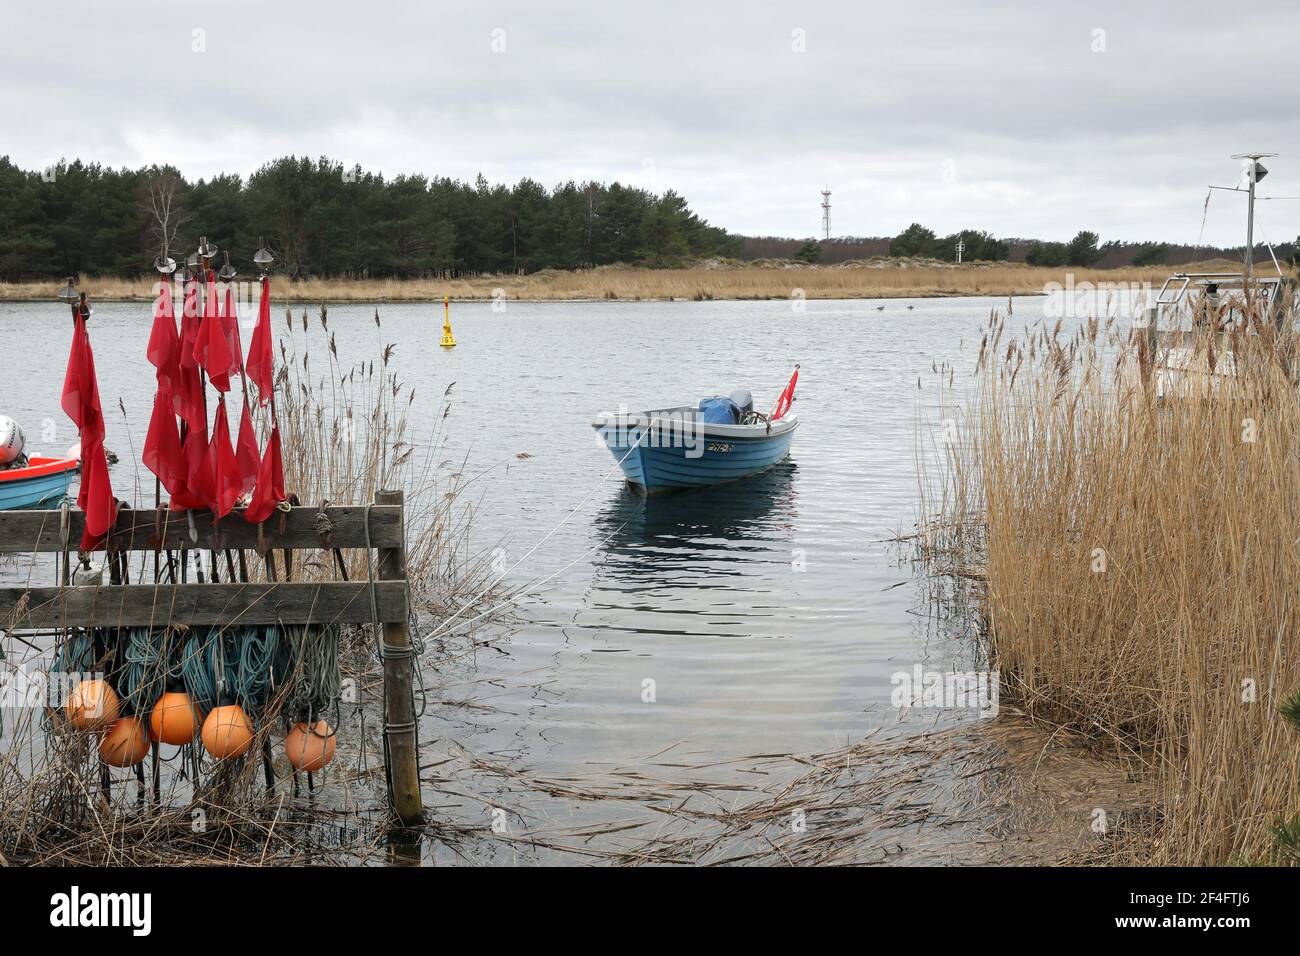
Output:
[[375, 489, 423, 825]]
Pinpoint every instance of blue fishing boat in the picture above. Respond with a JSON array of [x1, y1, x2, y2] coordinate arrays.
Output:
[[593, 373, 799, 494], [0, 456, 79, 510]]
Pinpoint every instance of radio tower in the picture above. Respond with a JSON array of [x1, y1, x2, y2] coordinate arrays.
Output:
[[820, 187, 832, 240]]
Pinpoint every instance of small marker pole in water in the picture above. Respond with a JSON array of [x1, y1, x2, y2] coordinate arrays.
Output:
[[440, 295, 457, 348]]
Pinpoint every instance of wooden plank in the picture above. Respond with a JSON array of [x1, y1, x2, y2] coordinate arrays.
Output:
[[0, 581, 408, 629], [0, 505, 403, 554]]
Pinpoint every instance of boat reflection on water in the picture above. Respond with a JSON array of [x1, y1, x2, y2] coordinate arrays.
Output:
[[591, 460, 800, 593]]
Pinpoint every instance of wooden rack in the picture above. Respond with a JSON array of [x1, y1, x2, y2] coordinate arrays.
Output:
[[0, 489, 423, 825]]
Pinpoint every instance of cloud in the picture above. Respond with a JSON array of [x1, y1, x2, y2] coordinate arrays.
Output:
[[3, 0, 1297, 245]]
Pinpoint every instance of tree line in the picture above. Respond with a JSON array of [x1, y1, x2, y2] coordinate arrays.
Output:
[[880, 223, 1298, 269], [5, 154, 1295, 279], [0, 155, 743, 280]]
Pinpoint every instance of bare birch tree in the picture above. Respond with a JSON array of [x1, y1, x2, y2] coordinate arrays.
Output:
[[141, 170, 190, 258]]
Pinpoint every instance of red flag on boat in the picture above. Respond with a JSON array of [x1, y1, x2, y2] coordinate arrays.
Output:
[[61, 311, 116, 549], [771, 365, 799, 421], [143, 281, 185, 497], [194, 269, 233, 393], [245, 276, 275, 405], [206, 398, 243, 519]]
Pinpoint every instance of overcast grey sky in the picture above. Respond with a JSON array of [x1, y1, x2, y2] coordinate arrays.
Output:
[[4, 0, 1298, 246]]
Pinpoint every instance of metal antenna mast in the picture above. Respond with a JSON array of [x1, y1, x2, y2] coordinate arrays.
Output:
[[820, 187, 831, 241], [1230, 152, 1276, 279]]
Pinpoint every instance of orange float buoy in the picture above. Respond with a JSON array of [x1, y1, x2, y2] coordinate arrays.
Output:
[[201, 704, 254, 759], [285, 720, 336, 772], [65, 678, 120, 731], [99, 716, 149, 767], [150, 691, 199, 746]]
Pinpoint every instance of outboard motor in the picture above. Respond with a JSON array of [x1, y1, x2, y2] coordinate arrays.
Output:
[[728, 389, 754, 416], [699, 396, 739, 424], [0, 416, 25, 467]]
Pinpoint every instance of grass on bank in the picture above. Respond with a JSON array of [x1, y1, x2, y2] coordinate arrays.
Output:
[[2, 259, 1280, 304], [922, 295, 1300, 865]]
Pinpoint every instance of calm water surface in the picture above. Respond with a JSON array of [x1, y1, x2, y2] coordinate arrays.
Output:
[[1, 295, 1038, 786]]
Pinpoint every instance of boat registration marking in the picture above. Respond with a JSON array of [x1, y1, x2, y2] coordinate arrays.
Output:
[[706, 442, 734, 453]]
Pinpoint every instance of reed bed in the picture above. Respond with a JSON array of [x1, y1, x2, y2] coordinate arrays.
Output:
[[922, 294, 1300, 864], [1, 261, 1253, 305], [272, 304, 497, 615]]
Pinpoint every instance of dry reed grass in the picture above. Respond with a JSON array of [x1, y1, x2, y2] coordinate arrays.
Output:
[[2, 260, 1270, 304], [921, 292, 1300, 864], [272, 304, 497, 616]]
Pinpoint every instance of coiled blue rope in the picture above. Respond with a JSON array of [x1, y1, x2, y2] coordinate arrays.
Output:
[[47, 623, 339, 728], [119, 627, 165, 715], [180, 628, 219, 715], [180, 625, 284, 715], [232, 625, 279, 711], [51, 631, 97, 675]]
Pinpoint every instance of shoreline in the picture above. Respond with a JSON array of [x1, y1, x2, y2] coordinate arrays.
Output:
[[0, 259, 1256, 305]]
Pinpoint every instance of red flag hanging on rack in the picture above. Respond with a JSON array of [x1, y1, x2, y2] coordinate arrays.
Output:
[[206, 398, 243, 519], [174, 277, 204, 429], [173, 274, 213, 510], [61, 310, 117, 549], [245, 276, 275, 405], [224, 286, 260, 495], [222, 286, 244, 380], [142, 281, 185, 497], [194, 269, 233, 393], [235, 404, 259, 497], [244, 275, 286, 523], [244, 425, 284, 523], [145, 279, 181, 398]]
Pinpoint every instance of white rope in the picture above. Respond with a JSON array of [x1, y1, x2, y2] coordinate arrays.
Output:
[[1250, 215, 1286, 276]]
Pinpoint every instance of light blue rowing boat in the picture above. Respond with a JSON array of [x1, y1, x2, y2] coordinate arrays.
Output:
[[592, 401, 798, 495]]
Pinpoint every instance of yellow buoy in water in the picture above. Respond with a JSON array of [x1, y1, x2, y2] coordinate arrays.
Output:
[[439, 295, 456, 348]]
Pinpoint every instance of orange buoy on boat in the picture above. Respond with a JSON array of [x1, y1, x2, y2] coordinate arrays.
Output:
[[201, 704, 254, 759], [99, 716, 150, 767], [285, 720, 336, 772], [65, 679, 120, 731], [150, 691, 200, 746]]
